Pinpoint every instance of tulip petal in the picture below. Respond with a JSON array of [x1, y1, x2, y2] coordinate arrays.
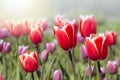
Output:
[[93, 36, 103, 56], [85, 38, 99, 61], [56, 28, 70, 50], [101, 37, 108, 60]]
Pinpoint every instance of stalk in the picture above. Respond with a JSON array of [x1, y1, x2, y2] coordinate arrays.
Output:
[[68, 50, 76, 80]]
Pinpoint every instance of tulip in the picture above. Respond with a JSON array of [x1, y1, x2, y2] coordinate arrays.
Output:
[[19, 51, 39, 72], [77, 33, 84, 43], [103, 77, 110, 80], [24, 20, 31, 35], [85, 65, 95, 78], [107, 61, 118, 75], [80, 45, 88, 59], [0, 75, 3, 80], [0, 27, 9, 39], [38, 18, 48, 31], [54, 15, 66, 27], [45, 42, 56, 52], [100, 67, 105, 78], [53, 23, 77, 50], [30, 27, 43, 45], [79, 15, 96, 37], [1, 21, 13, 34], [40, 49, 49, 63], [53, 70, 62, 80], [0, 39, 3, 51], [1, 42, 11, 53], [12, 23, 22, 37], [106, 31, 117, 45], [18, 45, 29, 55], [85, 34, 108, 61]]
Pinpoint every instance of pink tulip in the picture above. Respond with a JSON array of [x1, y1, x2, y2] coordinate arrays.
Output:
[[77, 33, 84, 43], [107, 61, 118, 75], [0, 27, 9, 39], [40, 49, 49, 63], [0, 75, 3, 80], [85, 65, 95, 78], [1, 42, 11, 53], [0, 40, 3, 51], [18, 45, 29, 55], [53, 70, 62, 80], [80, 45, 88, 59], [45, 42, 56, 52]]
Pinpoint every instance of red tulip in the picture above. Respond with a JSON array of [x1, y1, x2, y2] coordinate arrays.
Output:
[[53, 23, 77, 50], [106, 31, 117, 45], [30, 27, 43, 45], [85, 34, 108, 61], [79, 15, 96, 37], [19, 51, 39, 72]]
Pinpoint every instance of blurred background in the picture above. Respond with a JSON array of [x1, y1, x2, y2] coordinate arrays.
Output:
[[0, 0, 120, 32], [0, 0, 120, 20]]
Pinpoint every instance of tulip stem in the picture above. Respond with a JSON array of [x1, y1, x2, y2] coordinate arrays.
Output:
[[88, 59, 92, 80], [109, 46, 115, 60], [35, 44, 39, 53], [31, 73, 34, 80], [68, 50, 76, 80], [40, 64, 44, 80], [97, 61, 102, 80]]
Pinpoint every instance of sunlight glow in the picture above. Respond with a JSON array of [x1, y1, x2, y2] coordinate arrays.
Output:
[[2, 0, 33, 15]]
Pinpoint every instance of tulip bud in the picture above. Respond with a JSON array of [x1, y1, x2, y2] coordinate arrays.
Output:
[[12, 23, 22, 37], [1, 42, 11, 53], [0, 75, 3, 80], [103, 77, 110, 80], [40, 18, 48, 31], [0, 40, 3, 51], [107, 61, 118, 75], [80, 45, 88, 59], [45, 42, 56, 52], [40, 50, 49, 63], [30, 27, 42, 45], [0, 27, 9, 39], [19, 51, 39, 72], [77, 33, 84, 43], [106, 31, 117, 45], [18, 45, 29, 55], [79, 15, 96, 37], [100, 67, 105, 78], [53, 70, 62, 80], [85, 65, 94, 78]]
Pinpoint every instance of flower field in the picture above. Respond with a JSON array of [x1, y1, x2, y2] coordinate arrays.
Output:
[[0, 15, 120, 80]]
